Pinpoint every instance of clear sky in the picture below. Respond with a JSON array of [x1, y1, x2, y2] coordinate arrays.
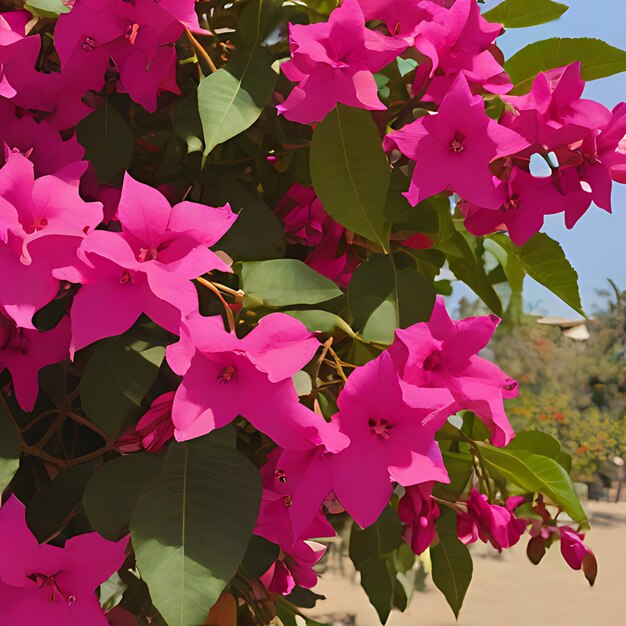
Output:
[[460, 0, 626, 317]]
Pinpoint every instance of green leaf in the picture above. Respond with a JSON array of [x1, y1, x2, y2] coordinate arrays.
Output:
[[205, 178, 285, 262], [506, 429, 561, 459], [239, 0, 282, 48], [198, 47, 278, 155], [25, 0, 70, 17], [476, 443, 589, 529], [76, 99, 134, 184], [441, 450, 474, 500], [348, 252, 436, 345], [241, 535, 279, 579], [130, 428, 261, 626], [284, 310, 357, 339], [435, 205, 502, 315], [484, 0, 568, 28], [174, 84, 204, 154], [26, 463, 94, 542], [505, 38, 626, 94], [0, 399, 20, 491], [80, 338, 165, 438], [237, 259, 343, 308], [310, 105, 390, 250], [491, 232, 584, 316], [349, 506, 404, 624], [431, 512, 473, 619], [83, 453, 165, 541]]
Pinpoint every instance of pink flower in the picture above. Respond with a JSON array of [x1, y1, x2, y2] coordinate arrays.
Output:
[[260, 539, 327, 595], [0, 313, 71, 411], [389, 297, 518, 447], [0, 11, 30, 98], [0, 152, 102, 329], [275, 183, 361, 288], [168, 312, 344, 451], [275, 183, 327, 247], [116, 391, 175, 454], [398, 482, 439, 555], [457, 488, 526, 551], [277, 0, 405, 124], [384, 73, 528, 208], [559, 526, 598, 585], [54, 0, 185, 112], [0, 495, 128, 626], [54, 173, 235, 355], [460, 167, 567, 245], [0, 100, 85, 177], [332, 351, 454, 528], [411, 0, 511, 102]]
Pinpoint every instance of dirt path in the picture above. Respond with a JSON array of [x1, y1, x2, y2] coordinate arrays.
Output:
[[308, 501, 626, 626]]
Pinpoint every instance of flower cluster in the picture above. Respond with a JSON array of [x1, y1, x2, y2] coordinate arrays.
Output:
[[0, 0, 611, 621]]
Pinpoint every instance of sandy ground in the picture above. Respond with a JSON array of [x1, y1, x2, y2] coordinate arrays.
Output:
[[307, 501, 626, 626]]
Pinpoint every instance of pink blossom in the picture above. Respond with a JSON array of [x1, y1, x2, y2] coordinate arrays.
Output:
[[116, 391, 175, 454], [457, 488, 526, 551], [260, 538, 326, 595], [411, 0, 511, 102], [559, 526, 598, 585], [461, 167, 567, 245], [0, 152, 102, 328], [389, 296, 518, 447], [54, 173, 235, 355], [0, 11, 30, 98], [0, 313, 71, 411], [332, 351, 454, 528], [168, 312, 345, 451], [0, 495, 128, 626], [384, 73, 528, 208], [398, 482, 439, 555], [277, 0, 405, 124], [54, 0, 185, 112], [0, 100, 85, 177]]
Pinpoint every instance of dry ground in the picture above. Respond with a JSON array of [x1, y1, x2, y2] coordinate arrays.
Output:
[[307, 501, 626, 626]]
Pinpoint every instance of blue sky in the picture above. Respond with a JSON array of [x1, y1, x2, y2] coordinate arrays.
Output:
[[459, 0, 626, 317]]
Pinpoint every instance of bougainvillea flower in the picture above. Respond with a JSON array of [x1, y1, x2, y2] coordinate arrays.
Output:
[[410, 0, 511, 102], [457, 488, 526, 551], [559, 526, 598, 585], [461, 167, 567, 245], [255, 448, 337, 548], [260, 538, 327, 595], [502, 63, 612, 152], [0, 153, 102, 328], [274, 183, 361, 287], [116, 391, 176, 454], [277, 0, 406, 124], [398, 482, 440, 555], [384, 74, 528, 208], [332, 351, 454, 528], [169, 313, 345, 451], [275, 183, 327, 247], [0, 495, 128, 625], [389, 296, 518, 447], [0, 314, 70, 411], [54, 173, 235, 354], [54, 0, 185, 111], [0, 100, 85, 177]]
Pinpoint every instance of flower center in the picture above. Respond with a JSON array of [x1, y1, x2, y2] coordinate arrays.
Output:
[[120, 271, 133, 285], [28, 573, 76, 605], [368, 417, 393, 440], [125, 23, 140, 45], [24, 217, 48, 234], [449, 132, 466, 153], [137, 247, 158, 263], [274, 468, 287, 484], [81, 36, 96, 52], [503, 378, 518, 392], [503, 194, 521, 212], [217, 365, 237, 385], [423, 349, 443, 371]]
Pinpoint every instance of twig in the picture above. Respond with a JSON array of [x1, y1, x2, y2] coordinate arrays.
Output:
[[196, 276, 237, 332], [185, 29, 217, 74]]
